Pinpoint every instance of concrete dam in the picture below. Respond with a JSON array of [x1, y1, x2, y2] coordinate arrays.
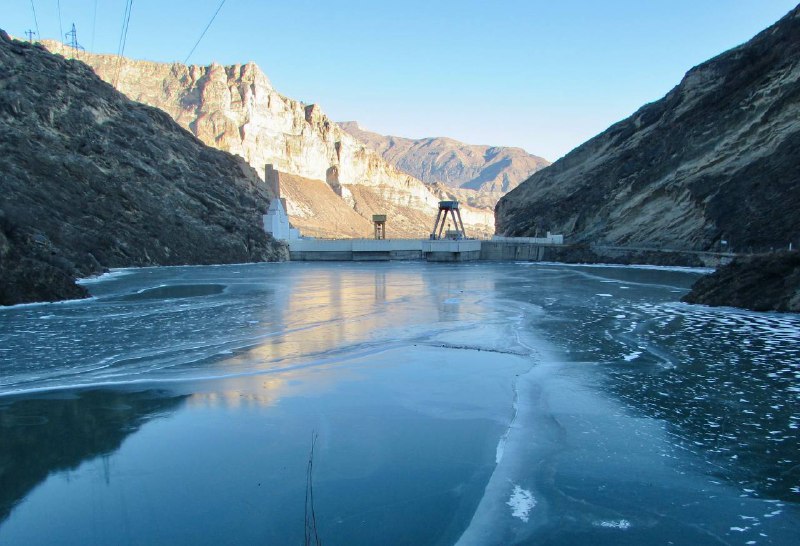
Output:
[[289, 238, 564, 263]]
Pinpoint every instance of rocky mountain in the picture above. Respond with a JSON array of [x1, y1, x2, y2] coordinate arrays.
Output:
[[339, 121, 550, 194], [40, 42, 494, 239], [682, 251, 800, 312], [496, 6, 800, 252], [0, 31, 286, 306]]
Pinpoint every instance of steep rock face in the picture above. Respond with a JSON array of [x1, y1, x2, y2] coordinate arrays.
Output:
[[0, 32, 285, 305], [497, 7, 800, 252], [682, 251, 800, 312], [41, 43, 493, 238], [339, 121, 550, 194]]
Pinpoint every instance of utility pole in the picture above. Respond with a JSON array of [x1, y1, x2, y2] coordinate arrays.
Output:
[[24, 29, 36, 42]]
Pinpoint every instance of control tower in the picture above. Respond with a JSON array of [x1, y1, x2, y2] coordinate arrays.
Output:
[[430, 201, 466, 240], [373, 214, 387, 240]]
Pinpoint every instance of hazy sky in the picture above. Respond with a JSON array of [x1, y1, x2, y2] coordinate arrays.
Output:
[[4, 0, 798, 160]]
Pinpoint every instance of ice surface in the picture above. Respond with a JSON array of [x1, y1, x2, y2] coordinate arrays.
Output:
[[527, 261, 715, 273], [1, 262, 798, 545]]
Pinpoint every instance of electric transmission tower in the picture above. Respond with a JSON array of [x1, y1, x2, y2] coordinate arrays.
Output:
[[65, 23, 84, 53], [24, 29, 36, 42]]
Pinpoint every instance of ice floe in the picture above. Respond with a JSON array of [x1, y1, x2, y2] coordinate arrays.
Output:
[[506, 485, 536, 523]]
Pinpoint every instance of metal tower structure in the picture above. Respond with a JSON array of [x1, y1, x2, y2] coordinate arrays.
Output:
[[430, 201, 467, 240], [65, 23, 84, 53]]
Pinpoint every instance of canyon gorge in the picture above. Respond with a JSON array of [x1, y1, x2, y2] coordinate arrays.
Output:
[[41, 41, 515, 239]]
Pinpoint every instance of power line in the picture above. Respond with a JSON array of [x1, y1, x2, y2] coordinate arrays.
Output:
[[119, 1, 133, 57], [114, 0, 134, 88], [29, 0, 40, 41], [91, 0, 98, 51], [184, 0, 227, 64], [56, 0, 63, 43], [116, 0, 133, 58]]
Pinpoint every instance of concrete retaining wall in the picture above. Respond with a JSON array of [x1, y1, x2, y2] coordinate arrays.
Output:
[[290, 251, 353, 261], [480, 242, 549, 261], [426, 250, 481, 262]]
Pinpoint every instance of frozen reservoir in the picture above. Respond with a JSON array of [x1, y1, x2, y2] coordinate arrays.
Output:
[[0, 262, 797, 545]]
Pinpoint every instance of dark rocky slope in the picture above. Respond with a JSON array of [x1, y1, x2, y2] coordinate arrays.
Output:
[[496, 6, 800, 252], [682, 251, 800, 312], [0, 31, 286, 306]]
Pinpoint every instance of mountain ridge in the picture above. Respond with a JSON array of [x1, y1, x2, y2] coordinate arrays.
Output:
[[496, 6, 800, 252], [338, 121, 550, 194]]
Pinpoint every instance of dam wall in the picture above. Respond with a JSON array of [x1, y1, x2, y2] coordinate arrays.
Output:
[[288, 239, 735, 267], [289, 239, 481, 262]]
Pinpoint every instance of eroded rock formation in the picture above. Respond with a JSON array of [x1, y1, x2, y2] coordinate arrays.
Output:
[[40, 42, 494, 238]]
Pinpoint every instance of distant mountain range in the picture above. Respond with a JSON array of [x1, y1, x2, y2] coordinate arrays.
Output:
[[339, 121, 550, 194], [497, 5, 800, 253]]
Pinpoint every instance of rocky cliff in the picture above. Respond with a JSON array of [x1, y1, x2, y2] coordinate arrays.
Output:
[[682, 251, 800, 312], [40, 42, 494, 238], [496, 6, 800, 252], [0, 31, 286, 306], [339, 121, 550, 194]]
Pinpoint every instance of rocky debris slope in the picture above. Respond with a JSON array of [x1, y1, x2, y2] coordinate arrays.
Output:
[[339, 121, 550, 194], [278, 171, 373, 239], [682, 251, 800, 312], [0, 31, 286, 306], [496, 6, 800, 252], [40, 42, 494, 238]]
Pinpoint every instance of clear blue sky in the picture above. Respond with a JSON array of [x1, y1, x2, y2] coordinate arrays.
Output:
[[3, 1, 798, 160]]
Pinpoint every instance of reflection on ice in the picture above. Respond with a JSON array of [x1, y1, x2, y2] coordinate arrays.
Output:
[[0, 389, 186, 525]]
